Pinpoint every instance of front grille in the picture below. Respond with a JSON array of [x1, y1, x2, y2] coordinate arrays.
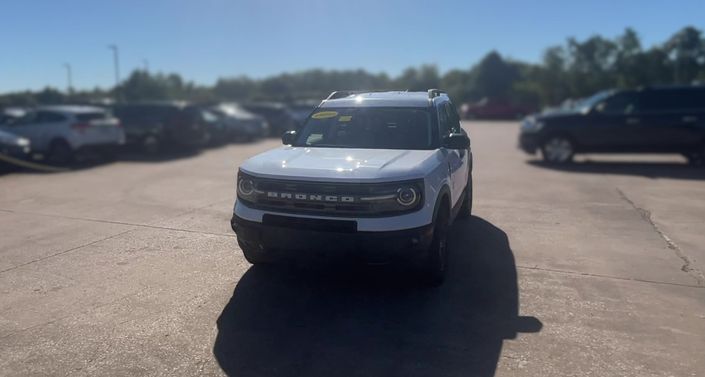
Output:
[[241, 177, 422, 217]]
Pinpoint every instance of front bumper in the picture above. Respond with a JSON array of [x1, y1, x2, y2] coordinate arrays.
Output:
[[231, 213, 434, 264], [0, 144, 31, 159], [518, 133, 540, 154]]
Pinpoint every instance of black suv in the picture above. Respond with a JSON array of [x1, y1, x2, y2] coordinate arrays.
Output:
[[113, 102, 210, 153], [241, 103, 298, 137], [519, 86, 705, 165]]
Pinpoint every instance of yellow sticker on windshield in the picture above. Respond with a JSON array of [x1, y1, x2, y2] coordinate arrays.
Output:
[[338, 115, 352, 122], [311, 111, 338, 119]]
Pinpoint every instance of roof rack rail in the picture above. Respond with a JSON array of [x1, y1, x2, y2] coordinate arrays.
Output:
[[427, 89, 447, 99], [326, 91, 358, 100], [325, 89, 410, 101]]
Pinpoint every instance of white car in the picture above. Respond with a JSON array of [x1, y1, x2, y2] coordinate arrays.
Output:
[[0, 105, 125, 164], [230, 90, 472, 285]]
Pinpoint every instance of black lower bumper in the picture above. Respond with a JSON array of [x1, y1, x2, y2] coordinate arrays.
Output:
[[0, 145, 31, 159], [231, 214, 434, 264], [518, 133, 540, 154]]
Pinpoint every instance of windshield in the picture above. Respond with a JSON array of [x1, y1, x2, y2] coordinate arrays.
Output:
[[294, 107, 436, 150]]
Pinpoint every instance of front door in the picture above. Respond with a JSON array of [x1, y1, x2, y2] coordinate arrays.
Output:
[[578, 91, 644, 152]]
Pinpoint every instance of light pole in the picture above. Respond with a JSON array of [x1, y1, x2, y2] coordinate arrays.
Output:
[[108, 44, 121, 101], [63, 63, 73, 95]]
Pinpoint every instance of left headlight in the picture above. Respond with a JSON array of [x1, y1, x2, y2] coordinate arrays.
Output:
[[521, 119, 544, 132], [16, 138, 30, 147], [359, 180, 424, 214]]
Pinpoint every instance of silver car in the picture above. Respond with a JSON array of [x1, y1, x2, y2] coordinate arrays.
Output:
[[0, 105, 125, 164]]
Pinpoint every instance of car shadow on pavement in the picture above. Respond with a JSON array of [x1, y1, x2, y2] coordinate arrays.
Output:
[[528, 160, 705, 180], [116, 147, 202, 163], [213, 216, 542, 377]]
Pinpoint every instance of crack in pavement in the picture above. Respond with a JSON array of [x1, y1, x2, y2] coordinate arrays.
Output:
[[517, 264, 704, 289], [0, 208, 235, 238], [616, 188, 705, 286], [0, 230, 135, 275]]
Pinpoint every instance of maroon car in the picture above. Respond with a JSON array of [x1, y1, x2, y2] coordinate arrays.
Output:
[[461, 98, 537, 119]]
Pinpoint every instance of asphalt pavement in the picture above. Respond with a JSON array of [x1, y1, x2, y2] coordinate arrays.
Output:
[[1, 121, 703, 376]]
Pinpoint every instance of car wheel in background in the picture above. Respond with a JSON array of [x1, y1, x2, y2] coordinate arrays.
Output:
[[541, 136, 574, 164], [100, 147, 117, 161], [684, 147, 705, 166], [47, 139, 74, 166]]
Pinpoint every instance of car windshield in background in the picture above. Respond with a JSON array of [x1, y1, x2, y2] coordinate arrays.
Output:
[[295, 107, 434, 150]]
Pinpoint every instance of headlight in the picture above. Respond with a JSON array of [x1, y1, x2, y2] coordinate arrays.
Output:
[[16, 138, 30, 147], [358, 180, 424, 214], [237, 171, 258, 200], [396, 186, 419, 206], [521, 119, 544, 132], [238, 177, 255, 196]]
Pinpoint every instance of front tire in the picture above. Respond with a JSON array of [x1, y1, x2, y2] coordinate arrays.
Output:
[[421, 205, 450, 286], [458, 174, 473, 219], [541, 136, 574, 164], [47, 140, 74, 166]]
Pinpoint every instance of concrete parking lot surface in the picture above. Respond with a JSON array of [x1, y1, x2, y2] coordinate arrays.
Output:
[[1, 121, 704, 376]]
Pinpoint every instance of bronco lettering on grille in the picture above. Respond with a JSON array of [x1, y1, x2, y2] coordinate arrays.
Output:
[[266, 192, 355, 203]]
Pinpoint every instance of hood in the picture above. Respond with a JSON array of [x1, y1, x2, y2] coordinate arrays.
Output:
[[240, 146, 439, 182]]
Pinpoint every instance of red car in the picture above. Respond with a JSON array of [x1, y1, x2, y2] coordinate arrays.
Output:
[[461, 98, 537, 119]]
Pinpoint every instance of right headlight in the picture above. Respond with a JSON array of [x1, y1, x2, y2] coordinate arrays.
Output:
[[236, 171, 259, 202]]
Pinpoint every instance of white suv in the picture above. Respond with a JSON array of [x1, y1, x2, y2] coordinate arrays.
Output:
[[231, 90, 472, 284], [0, 105, 125, 164]]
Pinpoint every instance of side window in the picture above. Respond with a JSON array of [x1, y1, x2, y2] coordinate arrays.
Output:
[[595, 93, 639, 115], [14, 111, 37, 125], [438, 104, 449, 137], [445, 103, 462, 133]]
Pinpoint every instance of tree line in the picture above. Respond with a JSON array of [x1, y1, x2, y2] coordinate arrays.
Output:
[[2, 26, 704, 109]]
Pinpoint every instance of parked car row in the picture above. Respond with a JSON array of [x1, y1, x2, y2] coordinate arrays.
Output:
[[0, 100, 308, 167]]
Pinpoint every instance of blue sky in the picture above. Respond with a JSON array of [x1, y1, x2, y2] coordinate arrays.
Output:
[[1, 0, 703, 93]]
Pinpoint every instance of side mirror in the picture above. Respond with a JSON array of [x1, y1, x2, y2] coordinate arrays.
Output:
[[442, 133, 470, 149], [282, 130, 297, 145]]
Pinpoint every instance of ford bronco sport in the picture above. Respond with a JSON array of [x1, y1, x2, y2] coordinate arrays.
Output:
[[231, 90, 473, 285]]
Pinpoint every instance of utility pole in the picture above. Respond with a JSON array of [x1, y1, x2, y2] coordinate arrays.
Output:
[[63, 63, 73, 95], [108, 44, 121, 101], [143, 58, 149, 73]]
